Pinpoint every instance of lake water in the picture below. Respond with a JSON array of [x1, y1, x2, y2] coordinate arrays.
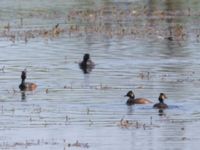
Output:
[[0, 0, 200, 150]]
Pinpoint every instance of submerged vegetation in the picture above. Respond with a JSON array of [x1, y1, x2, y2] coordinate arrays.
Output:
[[0, 1, 200, 43]]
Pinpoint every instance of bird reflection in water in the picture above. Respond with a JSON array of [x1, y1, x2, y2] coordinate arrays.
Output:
[[21, 92, 26, 101], [158, 109, 166, 116]]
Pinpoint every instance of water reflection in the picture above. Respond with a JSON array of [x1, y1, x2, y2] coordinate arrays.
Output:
[[80, 65, 94, 74], [146, 0, 157, 21], [83, 74, 91, 88], [21, 92, 26, 101], [158, 109, 166, 116], [127, 105, 134, 115]]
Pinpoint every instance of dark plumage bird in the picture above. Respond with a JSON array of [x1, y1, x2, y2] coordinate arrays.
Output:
[[125, 90, 152, 105], [165, 36, 173, 41], [19, 71, 37, 91], [153, 93, 168, 109], [79, 53, 95, 74]]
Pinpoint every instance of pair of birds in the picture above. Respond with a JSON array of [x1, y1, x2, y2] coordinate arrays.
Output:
[[19, 53, 94, 91], [125, 90, 168, 109]]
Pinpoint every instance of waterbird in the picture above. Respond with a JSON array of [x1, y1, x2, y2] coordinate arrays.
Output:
[[79, 53, 95, 74], [19, 70, 37, 91], [153, 93, 168, 109], [125, 90, 152, 105]]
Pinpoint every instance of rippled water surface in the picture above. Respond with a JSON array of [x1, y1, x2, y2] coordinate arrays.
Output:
[[0, 0, 200, 150]]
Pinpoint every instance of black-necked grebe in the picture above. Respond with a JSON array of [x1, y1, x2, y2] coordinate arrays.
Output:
[[79, 53, 95, 73], [125, 90, 152, 105], [153, 93, 168, 109], [19, 71, 37, 91]]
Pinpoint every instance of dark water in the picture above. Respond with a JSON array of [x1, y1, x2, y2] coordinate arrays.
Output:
[[0, 0, 200, 150]]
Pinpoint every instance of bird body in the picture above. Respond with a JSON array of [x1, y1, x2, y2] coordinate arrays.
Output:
[[19, 71, 37, 91], [153, 93, 168, 109], [79, 53, 95, 73], [125, 91, 152, 105]]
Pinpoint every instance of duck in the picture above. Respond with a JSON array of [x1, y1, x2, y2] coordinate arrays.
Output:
[[79, 53, 95, 73], [19, 71, 37, 91], [124, 90, 152, 105], [153, 93, 168, 109]]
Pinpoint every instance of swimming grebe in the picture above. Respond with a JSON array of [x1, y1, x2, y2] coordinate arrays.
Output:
[[153, 93, 168, 109], [79, 53, 95, 73], [19, 71, 37, 91], [125, 90, 152, 105]]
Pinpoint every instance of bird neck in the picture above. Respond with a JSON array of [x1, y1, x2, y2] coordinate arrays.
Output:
[[21, 79, 25, 84], [159, 97, 164, 103]]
